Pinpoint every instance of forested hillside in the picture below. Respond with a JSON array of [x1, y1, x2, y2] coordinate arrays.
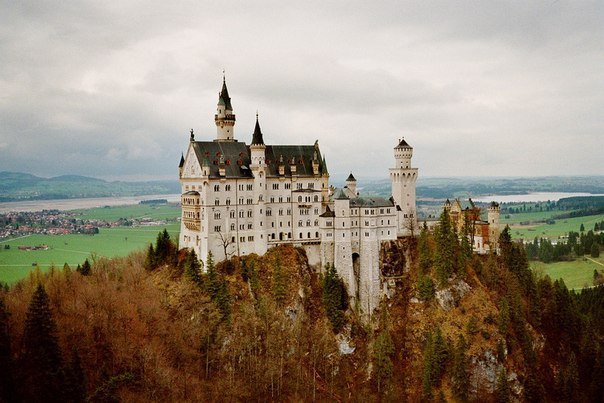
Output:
[[0, 224, 603, 401]]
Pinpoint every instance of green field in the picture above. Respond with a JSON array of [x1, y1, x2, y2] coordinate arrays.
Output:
[[531, 256, 604, 290], [73, 204, 181, 221], [502, 212, 604, 241], [0, 224, 179, 283]]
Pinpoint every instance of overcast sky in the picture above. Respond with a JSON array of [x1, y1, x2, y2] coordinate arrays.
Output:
[[1, 1, 602, 182]]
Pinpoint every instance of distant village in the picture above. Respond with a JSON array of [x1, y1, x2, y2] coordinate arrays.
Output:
[[0, 209, 167, 242]]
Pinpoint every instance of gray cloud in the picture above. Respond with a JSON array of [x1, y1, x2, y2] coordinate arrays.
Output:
[[0, 0, 602, 182]]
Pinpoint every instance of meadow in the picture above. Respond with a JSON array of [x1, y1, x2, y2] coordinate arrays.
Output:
[[531, 256, 604, 290], [0, 202, 181, 283], [501, 212, 604, 241]]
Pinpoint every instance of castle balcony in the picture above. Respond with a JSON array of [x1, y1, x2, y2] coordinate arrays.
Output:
[[215, 114, 236, 121]]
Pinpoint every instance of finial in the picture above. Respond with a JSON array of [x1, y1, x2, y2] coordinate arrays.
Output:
[[222, 69, 225, 81], [190, 128, 194, 141], [256, 110, 259, 120]]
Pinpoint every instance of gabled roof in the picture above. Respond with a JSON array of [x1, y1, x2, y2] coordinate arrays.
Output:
[[346, 173, 356, 182], [319, 205, 335, 218], [264, 145, 324, 177], [335, 188, 349, 200]]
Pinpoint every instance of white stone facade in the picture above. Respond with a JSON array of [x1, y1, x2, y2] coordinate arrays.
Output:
[[179, 78, 418, 316]]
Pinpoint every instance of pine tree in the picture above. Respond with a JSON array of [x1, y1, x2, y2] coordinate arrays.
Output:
[[64, 347, 86, 402], [434, 209, 459, 284], [495, 368, 510, 403], [0, 298, 15, 402], [77, 258, 91, 276], [373, 328, 394, 393], [20, 284, 65, 402], [451, 335, 469, 402], [418, 223, 433, 274], [322, 263, 348, 332], [144, 243, 156, 271], [184, 249, 202, 286]]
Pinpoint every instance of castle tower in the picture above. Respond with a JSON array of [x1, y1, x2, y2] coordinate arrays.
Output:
[[389, 138, 418, 236], [215, 75, 236, 141], [345, 173, 357, 197], [250, 114, 268, 256], [488, 201, 500, 252], [333, 189, 356, 307]]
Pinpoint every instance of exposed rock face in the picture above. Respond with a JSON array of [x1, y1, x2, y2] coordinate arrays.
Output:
[[435, 279, 471, 311], [470, 349, 501, 395]]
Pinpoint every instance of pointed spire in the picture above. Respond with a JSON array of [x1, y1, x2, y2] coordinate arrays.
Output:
[[219, 73, 232, 111], [251, 112, 264, 145], [321, 155, 328, 175], [346, 172, 356, 182], [179, 153, 185, 168], [335, 188, 349, 200]]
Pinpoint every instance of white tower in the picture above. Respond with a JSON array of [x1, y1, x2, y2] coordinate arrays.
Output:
[[389, 138, 418, 236], [487, 201, 500, 252], [215, 76, 236, 141], [250, 114, 268, 256]]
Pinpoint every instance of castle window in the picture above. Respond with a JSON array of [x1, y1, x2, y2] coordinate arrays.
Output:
[[226, 199, 231, 205], [247, 184, 253, 191], [326, 221, 332, 226], [247, 198, 252, 204], [272, 233, 275, 239], [307, 232, 311, 238], [230, 224, 235, 231], [279, 197, 283, 203], [240, 236, 245, 243], [314, 208, 319, 215], [273, 183, 279, 190], [287, 197, 291, 202], [314, 220, 319, 226], [270, 197, 275, 203], [230, 211, 235, 219], [380, 209, 384, 214], [248, 236, 254, 241], [314, 195, 319, 202], [239, 184, 244, 191], [299, 232, 302, 239], [387, 209, 390, 213], [309, 183, 314, 189], [232, 236, 235, 242], [225, 185, 231, 191], [271, 222, 274, 227], [215, 199, 220, 205], [298, 196, 302, 202], [239, 197, 244, 204], [315, 231, 319, 238], [298, 220, 303, 227], [247, 210, 252, 218], [214, 226, 221, 232], [306, 220, 311, 227], [285, 183, 291, 189], [214, 185, 220, 192], [214, 212, 221, 219], [267, 209, 272, 216], [247, 223, 252, 229], [404, 214, 408, 218], [297, 183, 303, 190], [239, 211, 244, 218], [279, 209, 283, 216], [287, 208, 291, 215]]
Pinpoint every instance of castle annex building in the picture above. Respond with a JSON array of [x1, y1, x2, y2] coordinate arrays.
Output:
[[178, 77, 418, 314]]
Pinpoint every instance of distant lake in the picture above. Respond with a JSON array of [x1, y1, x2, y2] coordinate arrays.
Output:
[[0, 194, 182, 213], [473, 192, 604, 204]]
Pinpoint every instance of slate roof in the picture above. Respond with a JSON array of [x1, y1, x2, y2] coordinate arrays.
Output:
[[349, 197, 394, 208], [251, 115, 264, 145], [219, 78, 233, 111], [346, 173, 356, 182], [188, 141, 325, 179], [395, 138, 412, 148]]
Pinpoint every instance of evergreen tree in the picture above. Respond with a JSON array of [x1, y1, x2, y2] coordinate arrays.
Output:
[[155, 228, 174, 266], [184, 249, 202, 286], [591, 243, 600, 258], [20, 284, 65, 402], [373, 327, 394, 393], [495, 368, 510, 403], [418, 223, 433, 274], [0, 298, 15, 402], [64, 347, 86, 403], [77, 258, 91, 276], [434, 209, 459, 284], [451, 335, 469, 402], [144, 243, 156, 271], [322, 263, 348, 333]]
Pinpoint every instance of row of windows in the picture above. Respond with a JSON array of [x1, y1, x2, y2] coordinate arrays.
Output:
[[268, 231, 319, 240], [211, 181, 321, 193]]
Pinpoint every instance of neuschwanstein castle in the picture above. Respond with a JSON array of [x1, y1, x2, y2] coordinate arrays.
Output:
[[179, 77, 419, 313]]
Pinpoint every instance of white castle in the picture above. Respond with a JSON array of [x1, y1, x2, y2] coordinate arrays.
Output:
[[178, 77, 418, 314]]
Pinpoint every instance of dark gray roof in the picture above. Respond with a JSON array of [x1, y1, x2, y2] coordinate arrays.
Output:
[[395, 138, 411, 148], [251, 115, 264, 145], [219, 78, 232, 111], [346, 173, 356, 182], [350, 197, 394, 208], [319, 205, 335, 218], [179, 153, 185, 168], [335, 188, 349, 200], [190, 141, 325, 179]]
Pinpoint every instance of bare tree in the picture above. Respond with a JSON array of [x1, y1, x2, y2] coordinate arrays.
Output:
[[216, 230, 235, 260]]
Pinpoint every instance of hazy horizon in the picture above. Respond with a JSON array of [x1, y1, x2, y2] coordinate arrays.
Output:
[[1, 1, 602, 180]]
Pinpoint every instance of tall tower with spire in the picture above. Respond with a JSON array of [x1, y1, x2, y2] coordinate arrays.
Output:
[[215, 75, 236, 141], [389, 138, 418, 236]]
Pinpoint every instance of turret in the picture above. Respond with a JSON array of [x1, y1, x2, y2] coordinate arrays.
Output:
[[178, 153, 185, 178], [215, 75, 236, 141], [394, 138, 413, 169], [488, 201, 500, 252], [345, 173, 357, 197], [250, 113, 266, 167]]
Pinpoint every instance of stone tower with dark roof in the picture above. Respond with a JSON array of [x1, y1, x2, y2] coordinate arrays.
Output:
[[389, 138, 418, 236], [215, 75, 236, 141]]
